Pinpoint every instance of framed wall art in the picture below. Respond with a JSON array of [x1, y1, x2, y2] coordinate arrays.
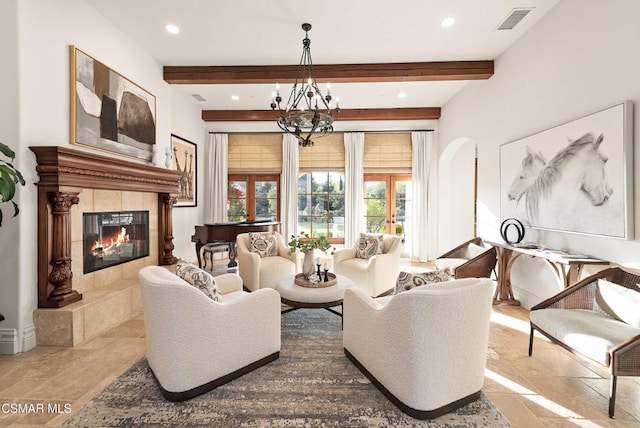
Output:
[[171, 134, 197, 207], [500, 101, 633, 239], [70, 45, 156, 162]]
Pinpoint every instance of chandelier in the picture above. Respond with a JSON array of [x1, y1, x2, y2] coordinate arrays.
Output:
[[270, 23, 339, 147]]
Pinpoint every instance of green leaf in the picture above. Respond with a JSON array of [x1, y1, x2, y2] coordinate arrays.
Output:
[[0, 168, 16, 202], [0, 207, 3, 227], [11, 200, 19, 217], [0, 142, 16, 161]]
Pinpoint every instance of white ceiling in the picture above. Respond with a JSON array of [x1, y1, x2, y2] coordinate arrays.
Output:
[[85, 0, 560, 128]]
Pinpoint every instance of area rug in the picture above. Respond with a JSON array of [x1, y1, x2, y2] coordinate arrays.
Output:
[[64, 309, 510, 427]]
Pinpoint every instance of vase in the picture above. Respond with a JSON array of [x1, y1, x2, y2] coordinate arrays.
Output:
[[301, 251, 315, 278]]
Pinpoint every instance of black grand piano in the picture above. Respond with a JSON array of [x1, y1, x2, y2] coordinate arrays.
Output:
[[191, 220, 282, 269]]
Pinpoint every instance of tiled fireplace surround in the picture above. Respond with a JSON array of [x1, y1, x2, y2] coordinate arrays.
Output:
[[30, 146, 180, 347]]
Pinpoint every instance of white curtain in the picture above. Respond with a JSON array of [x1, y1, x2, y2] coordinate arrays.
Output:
[[344, 132, 365, 248], [281, 134, 299, 241], [205, 133, 228, 224], [411, 131, 438, 261]]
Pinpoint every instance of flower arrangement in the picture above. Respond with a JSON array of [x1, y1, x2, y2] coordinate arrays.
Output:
[[288, 232, 334, 255]]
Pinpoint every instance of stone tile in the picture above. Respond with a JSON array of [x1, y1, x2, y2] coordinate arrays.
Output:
[[93, 189, 122, 212], [122, 257, 146, 280], [33, 310, 73, 347], [121, 191, 145, 211], [82, 290, 132, 341], [93, 264, 123, 287], [485, 392, 544, 428]]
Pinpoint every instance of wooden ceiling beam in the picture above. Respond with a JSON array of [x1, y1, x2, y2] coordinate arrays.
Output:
[[165, 61, 493, 84], [202, 107, 440, 122]]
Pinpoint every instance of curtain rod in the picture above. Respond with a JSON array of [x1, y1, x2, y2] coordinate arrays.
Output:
[[208, 129, 434, 135]]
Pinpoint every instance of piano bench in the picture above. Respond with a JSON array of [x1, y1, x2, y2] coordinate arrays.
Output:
[[202, 243, 230, 271]]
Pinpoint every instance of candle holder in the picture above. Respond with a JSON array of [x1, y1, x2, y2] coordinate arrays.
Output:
[[316, 264, 322, 277], [323, 268, 329, 282]]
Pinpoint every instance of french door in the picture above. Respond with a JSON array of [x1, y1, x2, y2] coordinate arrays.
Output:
[[363, 174, 412, 236], [228, 174, 280, 222]]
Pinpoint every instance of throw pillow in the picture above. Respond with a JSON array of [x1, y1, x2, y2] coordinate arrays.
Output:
[[249, 232, 278, 258], [595, 278, 640, 328], [465, 243, 487, 259], [355, 233, 384, 259], [175, 260, 223, 302], [394, 267, 453, 294]]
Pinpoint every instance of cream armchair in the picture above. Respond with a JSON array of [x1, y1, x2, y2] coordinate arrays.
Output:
[[138, 265, 281, 401], [343, 278, 494, 419], [236, 231, 296, 291], [334, 234, 402, 297]]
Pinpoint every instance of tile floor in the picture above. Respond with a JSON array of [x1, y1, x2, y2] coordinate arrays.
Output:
[[1, 263, 639, 427]]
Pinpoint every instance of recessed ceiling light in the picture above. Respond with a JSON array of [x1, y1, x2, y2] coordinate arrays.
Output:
[[231, 95, 240, 101], [441, 17, 456, 28], [165, 24, 180, 34], [398, 92, 407, 99]]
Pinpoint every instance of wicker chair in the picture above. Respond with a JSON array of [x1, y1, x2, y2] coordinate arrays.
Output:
[[435, 237, 497, 279], [529, 267, 640, 418]]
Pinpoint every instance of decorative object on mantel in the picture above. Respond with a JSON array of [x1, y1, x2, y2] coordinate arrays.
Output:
[[0, 142, 25, 227], [269, 23, 340, 148], [288, 232, 334, 280], [500, 218, 525, 244], [170, 134, 197, 207], [70, 45, 156, 162]]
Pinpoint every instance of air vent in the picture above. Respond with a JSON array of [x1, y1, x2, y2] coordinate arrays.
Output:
[[496, 7, 534, 30], [191, 94, 206, 102]]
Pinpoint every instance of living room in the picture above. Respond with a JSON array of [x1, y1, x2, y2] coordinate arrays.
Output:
[[1, 0, 639, 426]]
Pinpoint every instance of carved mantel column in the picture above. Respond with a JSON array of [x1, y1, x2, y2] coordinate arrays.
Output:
[[47, 191, 83, 307], [159, 193, 179, 265]]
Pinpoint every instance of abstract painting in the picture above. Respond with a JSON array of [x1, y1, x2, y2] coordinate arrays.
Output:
[[171, 134, 197, 207], [500, 101, 633, 239], [70, 46, 156, 161]]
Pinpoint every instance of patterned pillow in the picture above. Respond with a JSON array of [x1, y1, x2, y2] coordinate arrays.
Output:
[[175, 260, 222, 302], [355, 233, 384, 259], [249, 232, 278, 258], [394, 267, 453, 294]]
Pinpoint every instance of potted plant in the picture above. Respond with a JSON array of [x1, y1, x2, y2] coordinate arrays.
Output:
[[288, 232, 334, 278], [0, 141, 25, 227]]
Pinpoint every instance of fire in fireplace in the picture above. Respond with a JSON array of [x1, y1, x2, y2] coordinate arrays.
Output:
[[83, 210, 149, 274]]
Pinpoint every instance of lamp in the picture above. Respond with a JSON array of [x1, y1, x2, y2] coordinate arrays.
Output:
[[270, 23, 339, 147]]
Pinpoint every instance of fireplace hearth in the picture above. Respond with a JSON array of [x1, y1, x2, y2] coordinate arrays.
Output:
[[83, 211, 149, 274]]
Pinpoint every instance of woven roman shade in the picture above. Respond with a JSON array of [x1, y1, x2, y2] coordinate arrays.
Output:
[[363, 133, 412, 173], [228, 134, 282, 173], [298, 134, 345, 172]]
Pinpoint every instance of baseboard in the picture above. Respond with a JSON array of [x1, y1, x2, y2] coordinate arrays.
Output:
[[0, 328, 18, 354], [22, 324, 36, 353]]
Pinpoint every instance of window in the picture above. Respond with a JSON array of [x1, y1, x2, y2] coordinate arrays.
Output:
[[364, 174, 412, 237], [297, 172, 345, 243], [228, 175, 279, 222]]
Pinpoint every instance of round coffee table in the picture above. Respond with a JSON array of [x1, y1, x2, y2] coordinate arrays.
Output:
[[276, 274, 354, 318]]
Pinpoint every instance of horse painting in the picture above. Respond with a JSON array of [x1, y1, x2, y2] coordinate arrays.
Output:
[[507, 146, 546, 204], [506, 132, 618, 235]]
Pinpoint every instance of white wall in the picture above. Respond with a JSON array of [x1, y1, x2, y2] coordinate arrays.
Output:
[[439, 0, 640, 305], [170, 88, 206, 263], [0, 0, 203, 353]]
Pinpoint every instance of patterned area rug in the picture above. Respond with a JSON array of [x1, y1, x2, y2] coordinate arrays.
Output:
[[64, 309, 510, 427]]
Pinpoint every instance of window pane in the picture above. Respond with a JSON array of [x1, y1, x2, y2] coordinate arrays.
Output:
[[297, 173, 310, 193], [329, 172, 344, 194], [255, 180, 276, 198], [297, 172, 345, 243], [312, 172, 329, 193]]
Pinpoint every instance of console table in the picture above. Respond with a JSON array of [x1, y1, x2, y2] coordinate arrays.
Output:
[[487, 241, 609, 306]]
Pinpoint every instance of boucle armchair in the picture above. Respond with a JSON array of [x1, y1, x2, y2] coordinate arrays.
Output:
[[334, 234, 402, 297], [343, 278, 494, 419], [435, 237, 497, 279], [138, 265, 281, 401], [236, 231, 296, 291]]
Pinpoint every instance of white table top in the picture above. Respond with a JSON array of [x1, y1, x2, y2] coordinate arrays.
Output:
[[276, 274, 354, 304]]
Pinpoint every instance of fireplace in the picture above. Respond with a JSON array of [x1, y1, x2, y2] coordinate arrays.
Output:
[[83, 210, 149, 274]]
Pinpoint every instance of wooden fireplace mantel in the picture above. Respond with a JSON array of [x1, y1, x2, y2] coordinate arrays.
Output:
[[30, 146, 181, 308]]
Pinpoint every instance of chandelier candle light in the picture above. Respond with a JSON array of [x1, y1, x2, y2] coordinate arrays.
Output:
[[270, 23, 339, 148]]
